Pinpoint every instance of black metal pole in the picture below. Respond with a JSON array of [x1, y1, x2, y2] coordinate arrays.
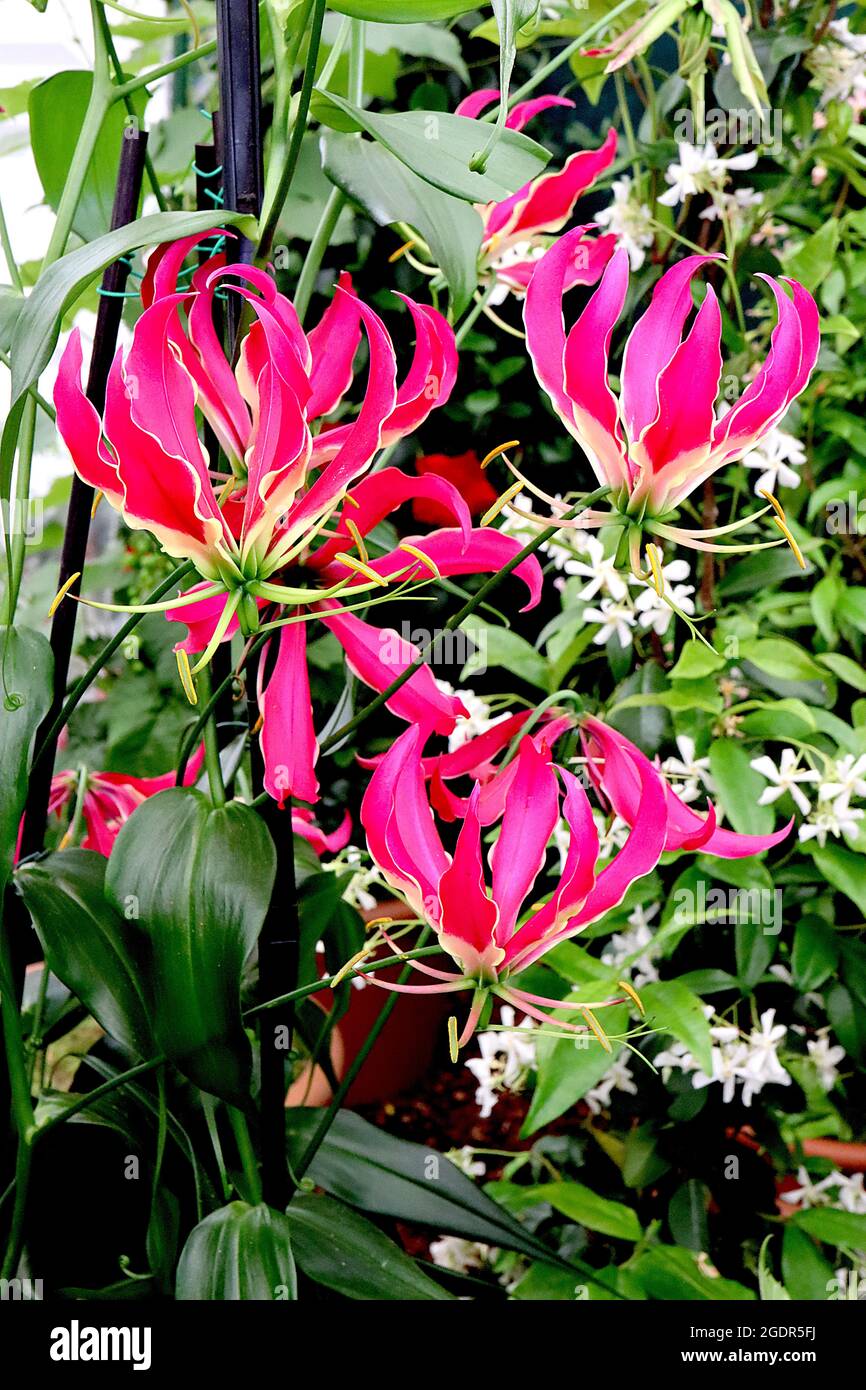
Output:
[[215, 0, 295, 1209], [18, 129, 149, 867]]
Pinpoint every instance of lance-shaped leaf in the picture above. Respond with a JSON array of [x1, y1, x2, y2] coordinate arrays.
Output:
[[176, 1202, 297, 1301], [321, 131, 481, 317], [106, 788, 276, 1105], [0, 625, 53, 900], [15, 849, 154, 1059], [328, 1, 477, 18], [311, 91, 549, 204]]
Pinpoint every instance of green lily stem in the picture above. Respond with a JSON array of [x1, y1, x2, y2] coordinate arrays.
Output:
[[0, 354, 55, 421], [1, 395, 36, 623], [455, 280, 499, 346], [257, 0, 327, 262], [227, 1108, 263, 1205], [319, 484, 611, 754], [197, 664, 226, 807], [244, 943, 444, 1018], [111, 39, 218, 102], [292, 926, 432, 1183]]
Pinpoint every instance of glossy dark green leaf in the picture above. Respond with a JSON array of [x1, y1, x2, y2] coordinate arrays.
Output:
[[311, 91, 549, 203], [286, 1192, 451, 1300], [0, 625, 53, 898], [708, 738, 775, 837], [792, 1207, 866, 1250], [792, 915, 839, 993], [640, 980, 712, 1075], [781, 1225, 834, 1301], [29, 72, 145, 242], [15, 849, 154, 1057], [627, 1246, 755, 1301], [322, 131, 481, 316], [522, 1004, 629, 1134], [529, 1181, 641, 1242], [106, 788, 276, 1104], [176, 1202, 297, 1300], [668, 1179, 710, 1252], [286, 1108, 566, 1267], [7, 209, 257, 405]]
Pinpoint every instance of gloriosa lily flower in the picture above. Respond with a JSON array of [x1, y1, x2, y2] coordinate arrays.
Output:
[[518, 229, 819, 569], [451, 90, 618, 297], [54, 231, 542, 805], [358, 715, 790, 1050]]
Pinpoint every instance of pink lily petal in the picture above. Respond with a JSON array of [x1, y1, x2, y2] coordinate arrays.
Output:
[[438, 785, 502, 976], [486, 128, 617, 243], [316, 599, 467, 737], [381, 297, 458, 445], [620, 254, 721, 447], [260, 619, 320, 807], [241, 358, 311, 545], [361, 726, 449, 920], [167, 584, 240, 655], [455, 88, 501, 120], [495, 231, 616, 293], [563, 245, 632, 491], [454, 87, 575, 131], [309, 466, 473, 571], [490, 737, 559, 945], [53, 330, 123, 504], [292, 806, 353, 856], [306, 270, 363, 420]]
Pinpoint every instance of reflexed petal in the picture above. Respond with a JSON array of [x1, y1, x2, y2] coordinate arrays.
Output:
[[309, 466, 473, 571], [438, 786, 502, 975], [260, 620, 320, 806], [490, 737, 559, 944], [486, 129, 617, 242], [53, 330, 122, 504], [361, 726, 449, 919], [306, 270, 362, 419]]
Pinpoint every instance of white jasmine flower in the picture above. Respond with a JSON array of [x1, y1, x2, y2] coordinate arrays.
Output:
[[807, 1032, 846, 1091], [817, 754, 866, 811], [750, 748, 821, 817], [584, 596, 637, 649], [564, 533, 631, 601], [798, 800, 865, 847], [740, 1009, 791, 1104], [429, 1236, 493, 1272], [437, 681, 511, 753], [779, 1166, 842, 1209], [658, 142, 757, 208], [447, 1146, 487, 1179], [601, 905, 660, 988], [662, 735, 714, 805], [585, 1050, 639, 1114], [741, 423, 806, 495], [595, 175, 654, 269], [466, 1005, 536, 1116]]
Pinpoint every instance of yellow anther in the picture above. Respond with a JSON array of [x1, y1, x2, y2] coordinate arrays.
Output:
[[481, 479, 524, 527], [334, 551, 388, 586], [618, 979, 645, 1016], [344, 493, 361, 509], [447, 1015, 459, 1064], [175, 648, 198, 705], [771, 513, 806, 569], [758, 487, 787, 523], [90, 490, 104, 519], [331, 947, 372, 988], [480, 439, 521, 471], [646, 542, 665, 597], [365, 916, 398, 934], [398, 542, 440, 578], [388, 238, 415, 264], [581, 1007, 613, 1053], [345, 518, 368, 563], [217, 475, 237, 506], [49, 572, 82, 618]]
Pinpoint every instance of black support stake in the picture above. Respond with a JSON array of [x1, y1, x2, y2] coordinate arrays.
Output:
[[215, 0, 295, 1210]]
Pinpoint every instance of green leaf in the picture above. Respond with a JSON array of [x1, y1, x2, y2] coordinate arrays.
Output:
[[287, 1191, 451, 1299], [522, 1005, 630, 1134], [669, 641, 725, 680], [328, 0, 476, 18], [29, 72, 145, 243], [708, 739, 774, 837], [757, 1236, 790, 1301], [0, 286, 23, 352], [811, 842, 866, 917], [781, 1225, 834, 1300], [785, 220, 840, 292], [793, 1207, 866, 1250], [106, 788, 276, 1105], [15, 850, 153, 1059], [668, 1179, 710, 1252], [792, 915, 840, 993], [640, 981, 712, 1075], [321, 131, 481, 316], [739, 636, 826, 686], [310, 91, 549, 204], [7, 210, 257, 406], [176, 1203, 297, 1300], [816, 651, 866, 692], [627, 1245, 755, 1301], [530, 1181, 641, 1242], [0, 626, 53, 899], [622, 1123, 671, 1188], [285, 1108, 565, 1267], [460, 620, 548, 688]]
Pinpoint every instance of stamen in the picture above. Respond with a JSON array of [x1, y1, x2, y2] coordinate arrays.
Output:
[[344, 493, 360, 509], [447, 1015, 459, 1064], [331, 947, 373, 988], [757, 487, 787, 522], [618, 979, 645, 1016], [771, 512, 806, 569], [48, 571, 81, 618], [646, 542, 665, 597], [175, 648, 198, 706], [217, 475, 237, 506], [334, 551, 388, 587], [90, 490, 103, 519], [481, 479, 524, 527], [581, 1007, 612, 1053], [398, 542, 440, 578], [480, 439, 521, 471], [345, 518, 368, 562], [388, 238, 415, 264]]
